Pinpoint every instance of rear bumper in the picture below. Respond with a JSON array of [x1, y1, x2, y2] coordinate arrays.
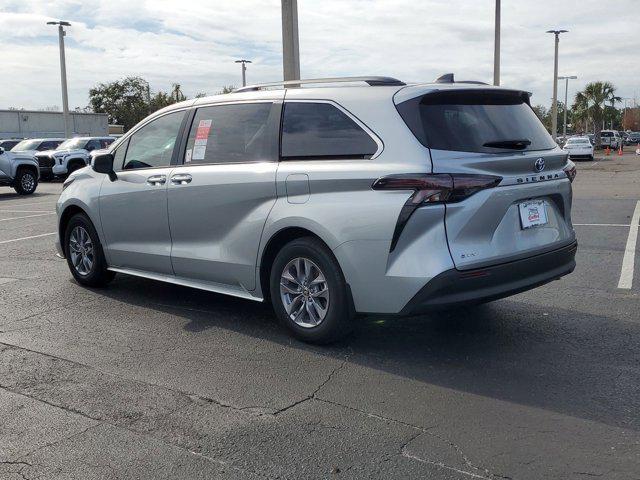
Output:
[[568, 153, 593, 160], [400, 241, 577, 315]]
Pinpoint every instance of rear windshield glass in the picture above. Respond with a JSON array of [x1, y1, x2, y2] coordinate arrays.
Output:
[[396, 90, 556, 154]]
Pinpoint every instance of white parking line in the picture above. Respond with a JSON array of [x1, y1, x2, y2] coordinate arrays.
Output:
[[0, 213, 56, 222], [574, 223, 630, 227], [0, 200, 55, 208], [0, 209, 54, 214], [0, 232, 56, 245], [618, 200, 640, 289]]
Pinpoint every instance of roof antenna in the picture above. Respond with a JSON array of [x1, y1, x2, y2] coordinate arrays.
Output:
[[434, 73, 455, 84]]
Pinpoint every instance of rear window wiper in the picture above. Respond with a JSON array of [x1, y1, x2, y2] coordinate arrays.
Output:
[[483, 139, 531, 150]]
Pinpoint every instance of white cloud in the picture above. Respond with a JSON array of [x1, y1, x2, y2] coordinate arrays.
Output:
[[0, 0, 638, 110]]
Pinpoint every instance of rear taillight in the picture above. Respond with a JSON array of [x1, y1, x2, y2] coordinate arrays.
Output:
[[563, 161, 577, 183], [372, 173, 502, 251], [372, 173, 502, 204]]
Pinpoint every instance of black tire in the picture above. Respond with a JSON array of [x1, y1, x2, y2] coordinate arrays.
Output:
[[269, 237, 353, 344], [13, 169, 38, 195], [64, 213, 115, 288]]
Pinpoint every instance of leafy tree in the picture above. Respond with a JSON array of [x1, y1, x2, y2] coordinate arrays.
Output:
[[571, 81, 620, 147], [217, 85, 236, 94], [89, 76, 151, 131], [89, 78, 199, 131]]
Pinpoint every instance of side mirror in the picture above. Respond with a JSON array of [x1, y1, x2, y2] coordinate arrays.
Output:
[[92, 153, 117, 181]]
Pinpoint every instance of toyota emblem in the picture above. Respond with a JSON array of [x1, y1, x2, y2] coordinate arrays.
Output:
[[534, 158, 545, 172]]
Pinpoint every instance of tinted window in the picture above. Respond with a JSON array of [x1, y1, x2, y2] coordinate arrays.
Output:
[[397, 91, 557, 154], [601, 132, 613, 138], [40, 141, 62, 150], [1, 140, 20, 150], [86, 140, 101, 151], [100, 139, 114, 149], [281, 102, 378, 159], [123, 111, 185, 170], [184, 103, 274, 164]]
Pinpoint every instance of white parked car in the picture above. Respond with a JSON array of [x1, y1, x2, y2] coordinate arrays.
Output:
[[563, 136, 594, 161]]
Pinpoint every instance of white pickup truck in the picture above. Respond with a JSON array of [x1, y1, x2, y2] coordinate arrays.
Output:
[[35, 137, 115, 179]]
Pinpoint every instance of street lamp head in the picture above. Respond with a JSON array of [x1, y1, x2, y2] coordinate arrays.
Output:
[[546, 29, 568, 34], [47, 20, 71, 27], [235, 59, 252, 64]]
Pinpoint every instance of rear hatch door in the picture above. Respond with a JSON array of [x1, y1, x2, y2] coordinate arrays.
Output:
[[397, 88, 576, 270]]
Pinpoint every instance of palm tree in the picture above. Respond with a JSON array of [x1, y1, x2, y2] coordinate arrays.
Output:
[[571, 81, 620, 147]]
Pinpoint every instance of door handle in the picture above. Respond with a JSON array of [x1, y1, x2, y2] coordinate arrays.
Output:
[[170, 173, 192, 185], [146, 174, 166, 186]]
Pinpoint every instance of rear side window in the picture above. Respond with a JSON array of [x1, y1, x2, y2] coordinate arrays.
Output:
[[184, 103, 275, 165], [396, 90, 557, 154], [281, 102, 378, 160]]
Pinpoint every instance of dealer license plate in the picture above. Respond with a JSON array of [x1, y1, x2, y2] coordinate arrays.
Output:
[[519, 200, 548, 229]]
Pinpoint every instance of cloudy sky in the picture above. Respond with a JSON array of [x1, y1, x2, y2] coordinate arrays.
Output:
[[1, 0, 638, 111]]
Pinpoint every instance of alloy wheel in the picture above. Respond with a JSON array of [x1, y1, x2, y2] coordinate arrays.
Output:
[[280, 257, 329, 328], [21, 173, 35, 192], [69, 226, 94, 276]]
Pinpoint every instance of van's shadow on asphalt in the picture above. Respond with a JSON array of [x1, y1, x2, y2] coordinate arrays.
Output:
[[93, 275, 638, 433]]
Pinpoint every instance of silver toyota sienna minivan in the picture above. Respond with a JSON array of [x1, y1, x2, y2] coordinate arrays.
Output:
[[56, 75, 577, 343]]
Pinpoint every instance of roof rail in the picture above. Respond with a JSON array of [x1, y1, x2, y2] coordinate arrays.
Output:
[[433, 73, 488, 85], [234, 76, 405, 93]]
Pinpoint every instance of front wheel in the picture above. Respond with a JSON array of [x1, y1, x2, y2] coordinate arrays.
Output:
[[270, 237, 353, 344], [64, 213, 115, 287], [14, 169, 38, 195]]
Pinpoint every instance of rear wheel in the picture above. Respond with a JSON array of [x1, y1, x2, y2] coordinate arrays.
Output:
[[14, 169, 37, 195], [270, 237, 353, 344], [64, 213, 115, 287]]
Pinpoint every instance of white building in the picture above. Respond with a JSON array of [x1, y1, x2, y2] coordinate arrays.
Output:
[[0, 109, 108, 139]]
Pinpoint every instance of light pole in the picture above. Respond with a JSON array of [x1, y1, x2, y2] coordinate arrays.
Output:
[[47, 21, 72, 138], [558, 75, 577, 138], [235, 59, 252, 87], [493, 0, 500, 86], [281, 0, 300, 81], [546, 29, 568, 141]]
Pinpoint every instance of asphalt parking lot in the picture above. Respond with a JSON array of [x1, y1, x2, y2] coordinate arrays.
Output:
[[0, 150, 639, 479]]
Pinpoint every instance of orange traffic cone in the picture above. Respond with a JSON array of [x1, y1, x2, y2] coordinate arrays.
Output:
[[605, 146, 611, 155], [618, 145, 623, 156]]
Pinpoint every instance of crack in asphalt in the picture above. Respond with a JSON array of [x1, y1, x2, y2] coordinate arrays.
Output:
[[0, 386, 269, 480], [0, 340, 515, 479], [0, 297, 97, 331], [271, 351, 352, 416]]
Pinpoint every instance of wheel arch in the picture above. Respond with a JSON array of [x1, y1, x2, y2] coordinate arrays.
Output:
[[15, 162, 39, 180], [259, 226, 335, 303], [59, 204, 89, 252]]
